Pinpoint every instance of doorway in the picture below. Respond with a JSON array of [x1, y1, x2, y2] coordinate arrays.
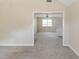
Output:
[[33, 11, 64, 44]]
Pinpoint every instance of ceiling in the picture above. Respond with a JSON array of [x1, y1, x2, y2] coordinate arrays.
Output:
[[58, 0, 76, 6], [0, 0, 76, 6]]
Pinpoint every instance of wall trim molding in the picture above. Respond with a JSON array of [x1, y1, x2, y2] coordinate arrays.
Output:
[[69, 45, 79, 57], [63, 44, 69, 46], [0, 44, 34, 46], [63, 44, 79, 57]]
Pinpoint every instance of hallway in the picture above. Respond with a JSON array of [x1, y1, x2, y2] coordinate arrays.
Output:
[[0, 32, 79, 59]]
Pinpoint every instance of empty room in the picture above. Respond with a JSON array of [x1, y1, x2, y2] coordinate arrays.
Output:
[[0, 0, 79, 59]]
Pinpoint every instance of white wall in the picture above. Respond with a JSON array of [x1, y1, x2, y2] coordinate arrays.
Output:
[[63, 8, 70, 46], [0, 25, 34, 46], [56, 24, 63, 36], [0, 0, 69, 46], [69, 0, 79, 55], [56, 16, 63, 36], [34, 17, 37, 34]]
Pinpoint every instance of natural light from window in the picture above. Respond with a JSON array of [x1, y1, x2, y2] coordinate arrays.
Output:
[[42, 19, 52, 27]]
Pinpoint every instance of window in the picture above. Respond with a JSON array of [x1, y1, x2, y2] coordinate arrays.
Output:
[[42, 19, 52, 27]]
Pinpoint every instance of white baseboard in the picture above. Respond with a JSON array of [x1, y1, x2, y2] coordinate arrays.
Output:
[[63, 42, 69, 46], [63, 43, 79, 57], [63, 44, 69, 46], [69, 45, 79, 57], [0, 44, 34, 46]]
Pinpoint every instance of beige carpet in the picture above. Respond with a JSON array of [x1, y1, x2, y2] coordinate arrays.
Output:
[[0, 32, 79, 59]]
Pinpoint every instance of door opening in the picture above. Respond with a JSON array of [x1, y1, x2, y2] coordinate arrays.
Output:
[[33, 11, 64, 45]]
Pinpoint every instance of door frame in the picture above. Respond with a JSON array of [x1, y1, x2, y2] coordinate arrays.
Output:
[[32, 11, 64, 45]]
